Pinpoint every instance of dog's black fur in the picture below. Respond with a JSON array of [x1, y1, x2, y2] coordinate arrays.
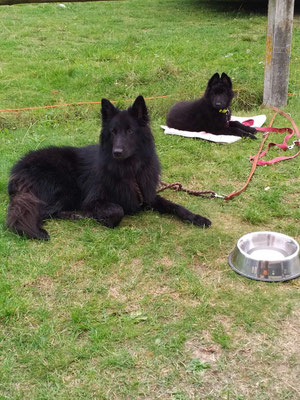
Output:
[[166, 72, 257, 139], [7, 96, 211, 240]]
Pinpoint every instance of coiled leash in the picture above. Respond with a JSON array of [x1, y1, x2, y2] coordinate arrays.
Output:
[[249, 107, 300, 166], [225, 106, 300, 200], [159, 106, 300, 201]]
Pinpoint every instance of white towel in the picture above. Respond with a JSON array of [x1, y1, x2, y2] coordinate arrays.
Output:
[[161, 115, 267, 144]]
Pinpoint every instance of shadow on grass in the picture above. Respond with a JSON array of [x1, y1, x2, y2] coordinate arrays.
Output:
[[179, 0, 268, 15], [183, 0, 300, 16]]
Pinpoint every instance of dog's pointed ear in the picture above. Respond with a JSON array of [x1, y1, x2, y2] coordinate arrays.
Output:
[[129, 95, 149, 124], [101, 98, 118, 121], [208, 73, 220, 87], [221, 73, 232, 88]]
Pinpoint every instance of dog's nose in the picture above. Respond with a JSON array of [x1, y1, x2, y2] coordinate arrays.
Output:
[[113, 148, 123, 158], [215, 102, 222, 107]]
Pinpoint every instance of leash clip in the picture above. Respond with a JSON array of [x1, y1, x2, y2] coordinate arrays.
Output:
[[288, 140, 300, 150], [213, 193, 225, 199]]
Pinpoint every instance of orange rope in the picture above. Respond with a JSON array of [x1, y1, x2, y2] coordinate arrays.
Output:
[[0, 95, 171, 112], [0, 92, 295, 113]]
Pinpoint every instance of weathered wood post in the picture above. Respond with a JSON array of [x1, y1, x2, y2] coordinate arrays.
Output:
[[263, 0, 295, 107]]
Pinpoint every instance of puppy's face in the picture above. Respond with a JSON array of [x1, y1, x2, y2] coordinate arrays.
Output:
[[206, 72, 234, 110]]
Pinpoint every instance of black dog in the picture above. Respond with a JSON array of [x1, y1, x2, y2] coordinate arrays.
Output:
[[6, 96, 211, 240], [166, 72, 257, 139]]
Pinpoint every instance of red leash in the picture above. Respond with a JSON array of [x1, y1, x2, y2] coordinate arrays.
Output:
[[251, 126, 299, 165], [225, 108, 300, 201], [249, 107, 300, 165]]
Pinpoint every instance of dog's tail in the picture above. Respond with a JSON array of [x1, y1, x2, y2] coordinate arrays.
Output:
[[6, 177, 48, 240]]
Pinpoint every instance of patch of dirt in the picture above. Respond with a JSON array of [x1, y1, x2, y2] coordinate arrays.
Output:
[[130, 257, 143, 269], [25, 274, 55, 294], [286, 177, 300, 185], [160, 256, 173, 268], [185, 339, 222, 365], [108, 285, 127, 302]]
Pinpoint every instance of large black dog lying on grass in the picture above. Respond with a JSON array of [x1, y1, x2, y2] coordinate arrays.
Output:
[[166, 72, 257, 139], [7, 96, 211, 240]]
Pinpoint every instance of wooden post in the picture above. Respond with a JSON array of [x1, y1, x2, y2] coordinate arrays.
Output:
[[263, 0, 295, 107]]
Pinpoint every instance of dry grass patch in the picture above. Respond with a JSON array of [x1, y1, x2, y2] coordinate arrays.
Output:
[[23, 274, 58, 310], [179, 308, 300, 399]]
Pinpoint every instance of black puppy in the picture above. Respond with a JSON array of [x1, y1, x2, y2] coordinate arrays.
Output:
[[166, 72, 257, 139], [6, 96, 211, 240]]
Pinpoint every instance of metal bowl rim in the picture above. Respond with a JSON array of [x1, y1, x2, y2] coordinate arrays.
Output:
[[236, 231, 299, 262]]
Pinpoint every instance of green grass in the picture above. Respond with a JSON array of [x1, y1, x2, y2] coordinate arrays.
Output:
[[0, 1, 300, 399]]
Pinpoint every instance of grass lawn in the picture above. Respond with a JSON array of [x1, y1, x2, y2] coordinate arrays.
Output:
[[0, 0, 300, 399]]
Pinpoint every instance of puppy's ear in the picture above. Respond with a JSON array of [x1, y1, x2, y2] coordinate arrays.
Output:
[[129, 95, 149, 124], [101, 98, 118, 121], [208, 73, 220, 87], [221, 73, 232, 88]]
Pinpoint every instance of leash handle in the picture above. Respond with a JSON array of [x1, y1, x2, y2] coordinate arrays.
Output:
[[250, 126, 299, 165]]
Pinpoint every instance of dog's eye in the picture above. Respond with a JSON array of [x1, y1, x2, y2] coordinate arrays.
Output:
[[111, 129, 116, 135], [127, 128, 133, 135]]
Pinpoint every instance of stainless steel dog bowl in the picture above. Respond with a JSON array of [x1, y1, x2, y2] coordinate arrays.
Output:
[[228, 231, 300, 282]]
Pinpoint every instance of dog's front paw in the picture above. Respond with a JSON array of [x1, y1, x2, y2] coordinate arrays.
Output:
[[249, 127, 257, 134], [30, 228, 50, 240], [191, 214, 212, 228], [244, 132, 257, 140], [98, 214, 123, 228]]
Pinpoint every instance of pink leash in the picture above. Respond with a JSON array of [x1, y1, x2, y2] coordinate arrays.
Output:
[[250, 107, 300, 166], [225, 108, 299, 201]]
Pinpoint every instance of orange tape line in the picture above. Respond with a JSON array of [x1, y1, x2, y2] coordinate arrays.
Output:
[[0, 92, 296, 113], [0, 95, 171, 112]]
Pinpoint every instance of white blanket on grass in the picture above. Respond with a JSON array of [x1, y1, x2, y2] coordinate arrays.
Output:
[[161, 115, 267, 144]]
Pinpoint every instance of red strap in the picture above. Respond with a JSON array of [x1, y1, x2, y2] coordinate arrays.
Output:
[[242, 119, 254, 126], [252, 151, 300, 166], [225, 108, 299, 201], [224, 113, 277, 201], [250, 126, 300, 165]]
